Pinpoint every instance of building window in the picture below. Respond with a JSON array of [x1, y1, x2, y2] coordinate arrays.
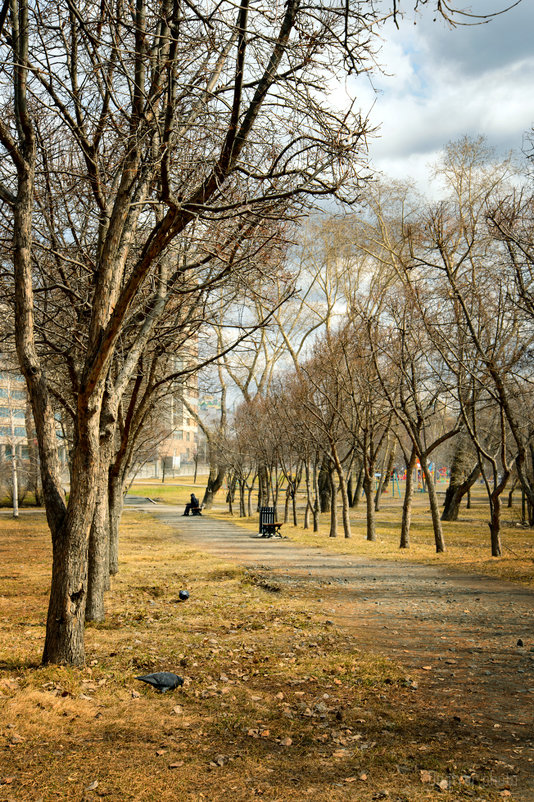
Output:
[[0, 407, 25, 418]]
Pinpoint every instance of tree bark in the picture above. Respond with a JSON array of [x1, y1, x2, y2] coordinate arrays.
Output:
[[318, 457, 331, 512], [381, 446, 396, 496], [332, 443, 351, 538], [489, 498, 502, 557], [420, 454, 445, 553], [328, 466, 337, 537], [374, 443, 394, 511], [108, 472, 123, 576], [42, 413, 100, 664], [312, 457, 320, 532], [350, 467, 364, 509], [441, 462, 481, 521], [239, 479, 246, 517], [202, 465, 225, 509], [363, 472, 376, 541], [86, 469, 110, 622], [400, 447, 417, 549]]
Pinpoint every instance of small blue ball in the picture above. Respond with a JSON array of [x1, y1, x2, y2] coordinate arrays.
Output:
[[178, 589, 190, 601]]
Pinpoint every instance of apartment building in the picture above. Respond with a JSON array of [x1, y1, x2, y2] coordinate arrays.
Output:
[[0, 370, 29, 459]]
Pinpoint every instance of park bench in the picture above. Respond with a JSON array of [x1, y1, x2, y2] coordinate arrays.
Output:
[[191, 504, 203, 516], [259, 506, 283, 537]]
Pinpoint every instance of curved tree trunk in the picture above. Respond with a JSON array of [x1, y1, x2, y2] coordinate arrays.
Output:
[[202, 465, 225, 509], [441, 463, 481, 521]]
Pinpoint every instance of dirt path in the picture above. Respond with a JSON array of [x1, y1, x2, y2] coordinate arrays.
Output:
[[151, 506, 534, 799]]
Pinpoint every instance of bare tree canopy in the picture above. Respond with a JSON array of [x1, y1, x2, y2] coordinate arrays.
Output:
[[0, 0, 519, 665]]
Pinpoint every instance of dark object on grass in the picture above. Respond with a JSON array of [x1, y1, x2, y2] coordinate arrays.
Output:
[[178, 589, 190, 601], [517, 638, 524, 647], [135, 672, 184, 692]]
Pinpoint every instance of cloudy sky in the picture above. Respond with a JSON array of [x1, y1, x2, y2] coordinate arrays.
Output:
[[348, 0, 534, 193]]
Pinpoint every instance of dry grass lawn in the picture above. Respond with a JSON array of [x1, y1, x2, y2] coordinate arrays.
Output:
[[0, 507, 527, 801]]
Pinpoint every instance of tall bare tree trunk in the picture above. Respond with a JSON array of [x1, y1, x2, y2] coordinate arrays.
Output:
[[381, 446, 396, 496], [239, 479, 246, 517], [318, 457, 331, 512], [42, 417, 100, 664], [374, 440, 394, 511], [489, 495, 503, 557], [400, 447, 417, 549], [312, 457, 320, 532], [350, 466, 364, 509], [332, 444, 351, 538], [328, 466, 337, 537], [108, 473, 123, 576], [86, 466, 110, 622], [363, 472, 376, 542], [420, 455, 445, 553]]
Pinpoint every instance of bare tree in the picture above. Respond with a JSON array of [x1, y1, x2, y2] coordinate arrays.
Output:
[[0, 0, 515, 666]]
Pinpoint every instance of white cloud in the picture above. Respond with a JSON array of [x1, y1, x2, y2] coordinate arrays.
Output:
[[347, 1, 534, 193]]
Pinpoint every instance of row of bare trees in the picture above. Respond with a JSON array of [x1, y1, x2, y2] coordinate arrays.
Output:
[[214, 138, 534, 557]]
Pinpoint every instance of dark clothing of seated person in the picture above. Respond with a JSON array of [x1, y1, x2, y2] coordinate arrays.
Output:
[[183, 493, 200, 516]]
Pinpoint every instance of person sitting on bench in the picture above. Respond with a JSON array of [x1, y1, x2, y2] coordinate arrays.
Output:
[[183, 493, 200, 516]]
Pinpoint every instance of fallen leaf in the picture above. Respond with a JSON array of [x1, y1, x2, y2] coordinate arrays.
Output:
[[156, 749, 167, 756], [85, 780, 99, 791], [168, 762, 184, 769], [332, 749, 350, 758], [421, 666, 432, 671], [420, 770, 433, 783], [280, 737, 292, 746], [359, 773, 367, 781], [172, 705, 183, 715]]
